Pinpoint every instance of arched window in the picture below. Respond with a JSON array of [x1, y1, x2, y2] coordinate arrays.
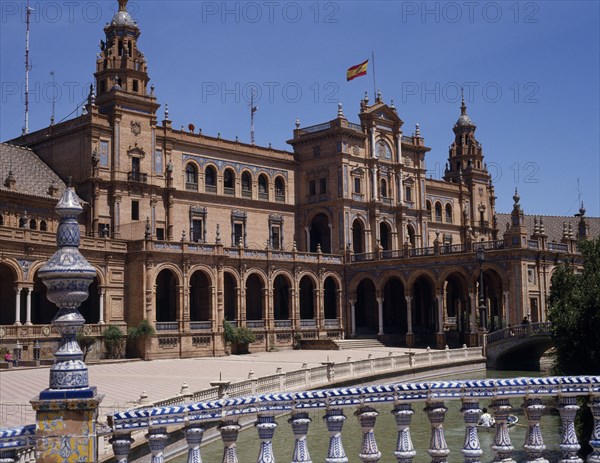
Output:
[[435, 202, 443, 222], [426, 201, 432, 221], [445, 204, 453, 223], [0, 215, 4, 226], [29, 219, 37, 230], [40, 220, 47, 231], [376, 140, 392, 160], [185, 163, 198, 190], [380, 179, 388, 198], [205, 165, 216, 192], [224, 168, 235, 195], [258, 174, 268, 200], [241, 171, 252, 197], [274, 177, 285, 202]]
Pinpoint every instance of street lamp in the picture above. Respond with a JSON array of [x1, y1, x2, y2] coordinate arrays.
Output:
[[476, 246, 487, 330]]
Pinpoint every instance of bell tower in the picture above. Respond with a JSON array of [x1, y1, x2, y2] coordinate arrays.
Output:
[[94, 0, 154, 113]]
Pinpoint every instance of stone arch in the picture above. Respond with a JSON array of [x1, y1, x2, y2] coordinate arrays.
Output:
[[241, 170, 253, 195], [274, 176, 286, 201], [406, 223, 417, 247], [204, 164, 217, 189], [441, 270, 470, 347], [299, 274, 316, 320], [273, 273, 292, 320], [323, 276, 339, 320], [223, 270, 238, 322], [411, 273, 437, 345], [351, 216, 367, 254], [426, 200, 432, 221], [156, 268, 179, 322], [189, 269, 212, 322], [434, 201, 443, 222], [0, 262, 18, 325], [382, 276, 407, 334], [185, 161, 199, 190], [257, 173, 269, 198], [309, 211, 331, 253], [379, 221, 392, 251], [223, 167, 236, 192], [31, 269, 55, 325], [445, 203, 453, 223], [245, 272, 265, 321], [355, 278, 378, 335]]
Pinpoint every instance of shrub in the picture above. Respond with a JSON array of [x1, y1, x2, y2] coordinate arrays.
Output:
[[223, 319, 256, 345], [76, 332, 96, 361], [103, 324, 124, 359], [128, 319, 156, 340]]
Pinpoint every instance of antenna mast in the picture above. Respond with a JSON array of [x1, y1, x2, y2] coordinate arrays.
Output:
[[23, 0, 33, 136], [250, 91, 258, 145]]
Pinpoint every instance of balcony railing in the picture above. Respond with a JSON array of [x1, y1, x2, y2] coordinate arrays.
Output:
[[274, 319, 292, 329], [224, 187, 235, 196], [241, 189, 252, 198], [275, 194, 285, 203], [258, 191, 269, 200], [205, 184, 217, 193], [189, 321, 211, 331], [300, 319, 317, 328], [185, 182, 198, 191], [127, 171, 148, 183], [410, 246, 434, 257], [246, 320, 265, 329], [155, 322, 178, 332], [549, 242, 568, 252]]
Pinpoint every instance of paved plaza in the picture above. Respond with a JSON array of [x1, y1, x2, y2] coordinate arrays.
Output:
[[0, 346, 426, 429]]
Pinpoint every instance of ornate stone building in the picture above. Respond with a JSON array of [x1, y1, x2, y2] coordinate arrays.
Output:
[[1, 0, 597, 360]]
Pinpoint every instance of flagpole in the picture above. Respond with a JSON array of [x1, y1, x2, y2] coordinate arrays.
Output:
[[372, 51, 377, 101]]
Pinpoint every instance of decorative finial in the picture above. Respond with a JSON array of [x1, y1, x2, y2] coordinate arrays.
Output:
[[295, 117, 300, 129], [150, 84, 155, 96], [118, 0, 128, 12], [533, 216, 539, 235], [568, 222, 574, 239], [539, 217, 546, 235], [216, 223, 221, 244], [363, 91, 369, 104], [513, 188, 520, 205], [145, 217, 151, 240], [390, 99, 396, 111], [337, 102, 344, 118], [415, 123, 420, 137], [376, 88, 382, 102], [181, 230, 186, 242], [164, 103, 169, 120]]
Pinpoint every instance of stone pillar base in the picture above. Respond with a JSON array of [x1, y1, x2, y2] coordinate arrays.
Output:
[[436, 333, 446, 349], [31, 393, 104, 463], [468, 333, 479, 347], [405, 333, 415, 347]]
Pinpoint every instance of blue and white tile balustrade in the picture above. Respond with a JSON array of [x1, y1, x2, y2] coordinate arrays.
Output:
[[3, 376, 600, 462]]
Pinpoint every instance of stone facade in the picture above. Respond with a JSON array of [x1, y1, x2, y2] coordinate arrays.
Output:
[[0, 1, 597, 360]]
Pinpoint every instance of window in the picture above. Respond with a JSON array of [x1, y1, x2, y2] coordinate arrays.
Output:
[[0, 215, 3, 226], [258, 174, 268, 200], [205, 166, 217, 192], [426, 201, 432, 221], [309, 180, 316, 196], [132, 200, 140, 221], [156, 228, 165, 241], [319, 178, 327, 195], [100, 80, 106, 94], [131, 157, 140, 173], [354, 177, 361, 194], [99, 141, 109, 167], [269, 214, 284, 250], [154, 148, 163, 174], [380, 179, 388, 197], [133, 80, 139, 92], [224, 169, 235, 195], [242, 171, 252, 197], [29, 219, 37, 230], [40, 220, 47, 231], [435, 202, 443, 222], [98, 223, 110, 238], [190, 206, 207, 243], [185, 163, 198, 190], [405, 186, 412, 202], [376, 140, 392, 160], [275, 177, 285, 202], [231, 210, 247, 247], [445, 204, 453, 223]]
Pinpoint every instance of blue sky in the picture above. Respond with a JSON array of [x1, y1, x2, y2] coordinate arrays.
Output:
[[1, 0, 598, 216]]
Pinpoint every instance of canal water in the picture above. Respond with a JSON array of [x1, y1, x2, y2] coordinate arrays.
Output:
[[171, 370, 563, 462]]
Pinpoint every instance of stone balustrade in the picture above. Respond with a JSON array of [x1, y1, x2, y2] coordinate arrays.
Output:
[[3, 376, 600, 463]]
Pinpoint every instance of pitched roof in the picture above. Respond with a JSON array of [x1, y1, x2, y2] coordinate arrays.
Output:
[[497, 212, 600, 243], [0, 143, 66, 199]]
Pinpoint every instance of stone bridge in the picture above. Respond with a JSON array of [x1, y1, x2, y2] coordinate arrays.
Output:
[[485, 322, 553, 370]]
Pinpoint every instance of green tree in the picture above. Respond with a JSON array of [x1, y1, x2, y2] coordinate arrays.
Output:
[[103, 325, 124, 359], [548, 237, 600, 455], [76, 332, 96, 361]]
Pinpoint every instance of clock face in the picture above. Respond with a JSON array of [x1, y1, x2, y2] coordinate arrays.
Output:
[[377, 140, 392, 159]]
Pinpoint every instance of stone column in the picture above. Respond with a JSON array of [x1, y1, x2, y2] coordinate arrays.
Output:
[[25, 287, 32, 326], [99, 289, 105, 325], [289, 412, 312, 463], [392, 403, 416, 463], [588, 396, 600, 463], [184, 424, 205, 463], [436, 293, 445, 348], [557, 396, 581, 463], [110, 432, 134, 463], [349, 299, 356, 337], [425, 401, 450, 463], [376, 297, 384, 336], [14, 286, 22, 326], [219, 420, 241, 463], [460, 399, 483, 463], [491, 398, 515, 463], [405, 295, 414, 347], [355, 406, 381, 462], [522, 397, 548, 463], [256, 414, 277, 463], [503, 291, 510, 327], [324, 408, 348, 463], [146, 426, 169, 463]]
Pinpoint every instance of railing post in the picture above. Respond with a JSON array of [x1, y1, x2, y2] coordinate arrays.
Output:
[[522, 397, 548, 463], [289, 411, 312, 463], [491, 398, 515, 463], [324, 408, 348, 463], [588, 396, 600, 463], [146, 426, 169, 463], [184, 423, 205, 463], [0, 450, 17, 463], [256, 414, 277, 463], [425, 400, 450, 463], [355, 406, 381, 462], [110, 432, 134, 463], [460, 399, 483, 463], [557, 396, 581, 463], [392, 403, 416, 463], [219, 420, 241, 463]]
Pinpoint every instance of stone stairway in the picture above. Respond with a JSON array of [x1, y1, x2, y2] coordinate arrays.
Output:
[[333, 338, 386, 350]]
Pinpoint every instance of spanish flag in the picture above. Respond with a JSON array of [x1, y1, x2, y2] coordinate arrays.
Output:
[[346, 59, 368, 81]]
